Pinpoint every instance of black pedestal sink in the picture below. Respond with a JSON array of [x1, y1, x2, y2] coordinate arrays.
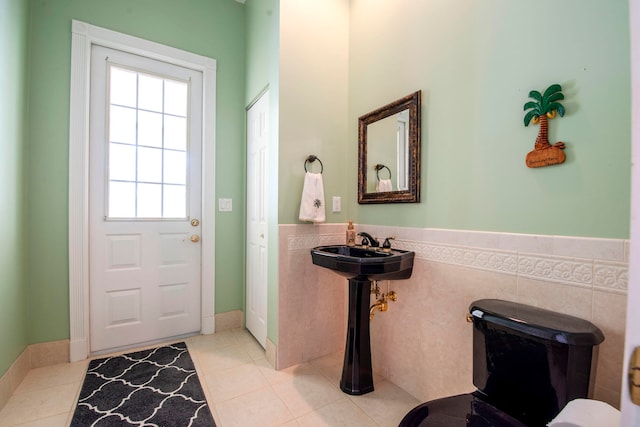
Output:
[[310, 244, 415, 395]]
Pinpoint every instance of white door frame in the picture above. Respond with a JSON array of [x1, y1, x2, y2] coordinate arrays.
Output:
[[622, 0, 640, 424], [68, 20, 217, 362]]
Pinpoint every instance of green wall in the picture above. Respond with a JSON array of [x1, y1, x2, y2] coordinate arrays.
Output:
[[4, 0, 631, 371], [0, 0, 30, 375], [26, 0, 246, 344], [275, 1, 631, 239], [347, 1, 631, 238], [278, 0, 350, 225]]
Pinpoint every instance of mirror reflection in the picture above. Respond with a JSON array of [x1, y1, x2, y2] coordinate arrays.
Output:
[[358, 91, 421, 204], [367, 109, 410, 193]]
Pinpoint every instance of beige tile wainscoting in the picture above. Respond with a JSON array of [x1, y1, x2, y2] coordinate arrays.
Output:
[[0, 225, 627, 425], [278, 224, 628, 408]]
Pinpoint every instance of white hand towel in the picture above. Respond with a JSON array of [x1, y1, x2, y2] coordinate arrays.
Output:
[[298, 172, 326, 223], [376, 179, 393, 192]]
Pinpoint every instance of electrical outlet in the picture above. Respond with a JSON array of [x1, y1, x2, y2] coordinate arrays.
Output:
[[332, 196, 341, 213], [218, 198, 232, 212]]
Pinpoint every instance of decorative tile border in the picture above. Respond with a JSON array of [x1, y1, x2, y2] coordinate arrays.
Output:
[[286, 227, 628, 293], [517, 253, 593, 288], [593, 260, 629, 292], [287, 233, 343, 251], [402, 239, 627, 293], [402, 240, 519, 275]]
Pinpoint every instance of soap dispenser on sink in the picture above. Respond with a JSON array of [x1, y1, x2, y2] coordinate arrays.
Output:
[[346, 220, 356, 246]]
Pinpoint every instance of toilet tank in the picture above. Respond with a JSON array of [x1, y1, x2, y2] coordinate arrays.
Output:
[[469, 299, 604, 426]]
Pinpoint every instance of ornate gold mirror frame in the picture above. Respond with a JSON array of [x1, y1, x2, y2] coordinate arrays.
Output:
[[358, 90, 421, 204]]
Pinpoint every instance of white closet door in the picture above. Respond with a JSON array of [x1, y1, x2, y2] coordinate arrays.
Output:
[[246, 91, 269, 348]]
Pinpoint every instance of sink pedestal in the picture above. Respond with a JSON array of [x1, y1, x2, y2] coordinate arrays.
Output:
[[310, 244, 415, 395], [341, 277, 374, 395]]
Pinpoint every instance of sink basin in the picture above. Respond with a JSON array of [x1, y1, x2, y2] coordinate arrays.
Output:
[[311, 244, 415, 280]]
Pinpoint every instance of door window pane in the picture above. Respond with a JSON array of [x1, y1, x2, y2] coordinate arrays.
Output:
[[164, 80, 188, 116], [137, 183, 162, 217], [138, 111, 163, 148], [138, 74, 163, 112], [137, 146, 163, 183], [109, 181, 136, 218], [107, 65, 190, 219], [109, 143, 136, 181], [110, 67, 137, 107], [164, 150, 186, 185], [163, 185, 186, 218], [109, 106, 136, 145], [164, 115, 187, 150]]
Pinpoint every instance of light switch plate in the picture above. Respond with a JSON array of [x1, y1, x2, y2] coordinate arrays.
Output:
[[332, 196, 341, 213], [219, 198, 232, 212]]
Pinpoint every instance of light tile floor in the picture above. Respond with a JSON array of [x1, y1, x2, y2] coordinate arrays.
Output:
[[0, 329, 420, 426]]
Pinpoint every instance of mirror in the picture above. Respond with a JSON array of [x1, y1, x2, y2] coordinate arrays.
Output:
[[358, 91, 421, 203]]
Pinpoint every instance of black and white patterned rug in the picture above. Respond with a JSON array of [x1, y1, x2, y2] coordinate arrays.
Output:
[[70, 342, 216, 427]]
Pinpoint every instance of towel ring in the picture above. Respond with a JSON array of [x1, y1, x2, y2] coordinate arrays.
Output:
[[304, 155, 324, 174], [374, 164, 391, 181]]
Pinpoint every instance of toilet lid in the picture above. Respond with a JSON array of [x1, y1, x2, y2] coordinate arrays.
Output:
[[399, 393, 528, 427]]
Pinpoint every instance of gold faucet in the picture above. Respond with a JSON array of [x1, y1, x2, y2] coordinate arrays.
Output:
[[369, 281, 397, 320], [369, 298, 388, 319]]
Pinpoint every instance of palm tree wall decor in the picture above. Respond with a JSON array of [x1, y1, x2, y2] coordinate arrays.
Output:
[[523, 83, 567, 168]]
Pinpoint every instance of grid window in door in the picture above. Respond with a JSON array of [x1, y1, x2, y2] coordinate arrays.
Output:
[[107, 65, 189, 219]]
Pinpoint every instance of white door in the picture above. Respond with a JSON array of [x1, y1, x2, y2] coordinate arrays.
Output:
[[89, 45, 203, 352], [246, 91, 269, 347], [622, 1, 640, 424]]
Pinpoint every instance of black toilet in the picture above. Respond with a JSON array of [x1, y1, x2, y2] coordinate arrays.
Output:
[[399, 299, 605, 427]]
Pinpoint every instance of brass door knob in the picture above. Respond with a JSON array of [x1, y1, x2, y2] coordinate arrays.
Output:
[[190, 235, 200, 243]]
